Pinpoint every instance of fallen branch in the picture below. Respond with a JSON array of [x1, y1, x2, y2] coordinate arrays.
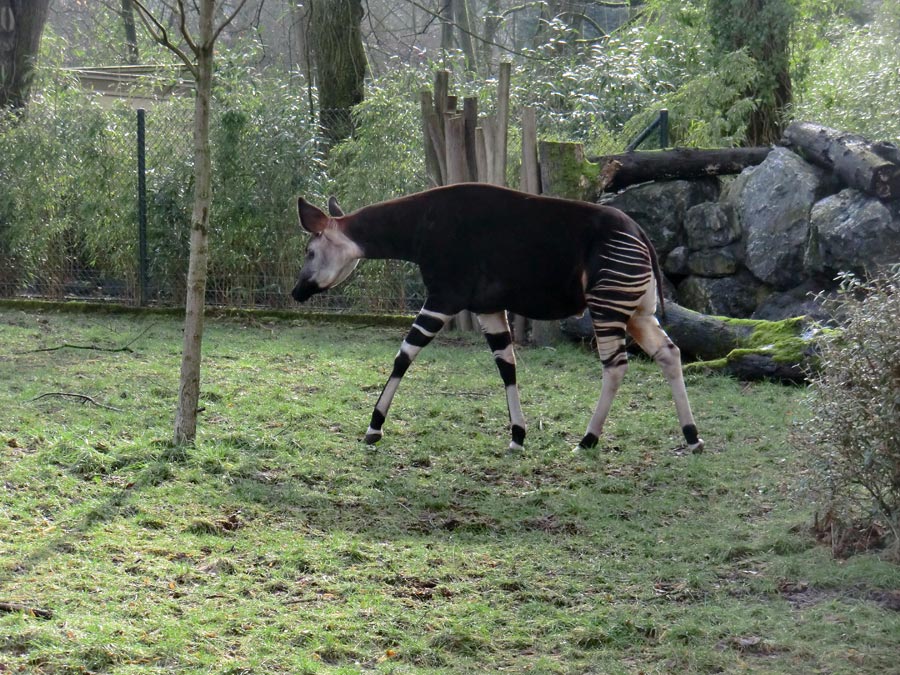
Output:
[[26, 323, 156, 354], [0, 601, 53, 619], [29, 392, 124, 412]]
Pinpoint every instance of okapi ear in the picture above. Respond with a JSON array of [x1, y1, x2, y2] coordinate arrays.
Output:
[[297, 197, 328, 234], [327, 196, 344, 217]]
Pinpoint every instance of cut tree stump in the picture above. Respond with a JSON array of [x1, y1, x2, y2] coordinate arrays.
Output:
[[781, 121, 900, 200]]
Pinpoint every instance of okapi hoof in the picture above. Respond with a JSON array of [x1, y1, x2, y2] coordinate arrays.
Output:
[[688, 439, 705, 454], [578, 432, 599, 450], [509, 425, 526, 452], [364, 428, 383, 445]]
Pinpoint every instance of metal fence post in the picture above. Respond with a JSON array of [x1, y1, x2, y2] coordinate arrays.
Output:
[[658, 108, 669, 149], [136, 108, 148, 306]]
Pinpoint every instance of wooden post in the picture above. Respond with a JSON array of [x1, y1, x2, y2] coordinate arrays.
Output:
[[463, 96, 479, 181], [420, 90, 442, 187], [522, 106, 558, 346], [495, 62, 511, 187]]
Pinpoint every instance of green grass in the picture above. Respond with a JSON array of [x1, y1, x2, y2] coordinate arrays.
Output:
[[1, 305, 898, 674]]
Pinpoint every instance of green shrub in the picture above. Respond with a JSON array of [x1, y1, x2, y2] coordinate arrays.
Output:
[[795, 267, 900, 558]]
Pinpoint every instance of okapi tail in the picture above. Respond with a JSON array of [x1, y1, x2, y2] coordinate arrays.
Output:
[[638, 226, 665, 319]]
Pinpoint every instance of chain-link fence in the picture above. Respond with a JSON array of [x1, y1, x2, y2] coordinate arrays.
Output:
[[0, 90, 423, 316]]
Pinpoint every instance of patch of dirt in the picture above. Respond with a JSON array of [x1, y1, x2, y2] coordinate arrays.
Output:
[[778, 580, 900, 612]]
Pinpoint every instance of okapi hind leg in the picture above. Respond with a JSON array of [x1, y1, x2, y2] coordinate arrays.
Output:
[[626, 308, 704, 454], [579, 321, 629, 450], [365, 306, 451, 444], [476, 312, 527, 451]]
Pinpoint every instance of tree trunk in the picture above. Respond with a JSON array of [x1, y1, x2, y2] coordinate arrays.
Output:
[[0, 0, 51, 109], [309, 0, 367, 145], [120, 0, 140, 64], [451, 0, 477, 72], [173, 6, 215, 446], [781, 121, 900, 201], [480, 0, 501, 74]]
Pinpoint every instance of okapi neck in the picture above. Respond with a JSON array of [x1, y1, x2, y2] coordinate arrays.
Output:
[[343, 198, 422, 263]]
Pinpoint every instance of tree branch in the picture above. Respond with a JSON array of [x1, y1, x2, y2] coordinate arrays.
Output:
[[132, 0, 198, 76], [211, 0, 252, 45], [29, 393, 124, 412], [0, 602, 53, 620]]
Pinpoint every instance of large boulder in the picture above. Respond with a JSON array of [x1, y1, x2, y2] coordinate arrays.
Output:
[[677, 270, 767, 318], [603, 178, 720, 257], [684, 202, 741, 250], [750, 280, 834, 323], [687, 244, 742, 278], [725, 147, 836, 290], [804, 188, 900, 278]]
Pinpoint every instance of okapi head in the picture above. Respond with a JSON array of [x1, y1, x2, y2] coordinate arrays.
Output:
[[291, 196, 362, 303]]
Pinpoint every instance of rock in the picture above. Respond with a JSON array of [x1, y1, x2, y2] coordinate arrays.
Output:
[[687, 244, 742, 278], [602, 178, 720, 257], [684, 202, 741, 250], [804, 188, 900, 278], [750, 280, 834, 323], [677, 271, 767, 318], [663, 246, 690, 277], [727, 147, 836, 290]]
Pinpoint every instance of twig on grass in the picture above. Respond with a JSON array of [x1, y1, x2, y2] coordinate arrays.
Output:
[[29, 392, 124, 412], [0, 601, 53, 619], [25, 323, 156, 354]]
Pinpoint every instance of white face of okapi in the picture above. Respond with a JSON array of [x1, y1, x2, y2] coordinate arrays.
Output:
[[291, 228, 362, 303]]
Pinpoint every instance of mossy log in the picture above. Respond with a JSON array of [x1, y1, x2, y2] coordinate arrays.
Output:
[[662, 303, 815, 382], [561, 302, 817, 382]]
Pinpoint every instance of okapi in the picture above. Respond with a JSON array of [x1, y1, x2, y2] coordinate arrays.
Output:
[[291, 183, 704, 453]]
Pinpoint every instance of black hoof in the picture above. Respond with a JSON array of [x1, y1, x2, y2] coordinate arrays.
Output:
[[578, 432, 599, 449], [364, 431, 383, 445]]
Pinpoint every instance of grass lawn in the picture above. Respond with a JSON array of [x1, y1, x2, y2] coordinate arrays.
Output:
[[1, 305, 898, 674]]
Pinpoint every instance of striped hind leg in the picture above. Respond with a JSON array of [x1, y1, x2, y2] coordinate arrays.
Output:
[[365, 304, 452, 444], [477, 312, 527, 451], [626, 289, 704, 453], [578, 311, 630, 450]]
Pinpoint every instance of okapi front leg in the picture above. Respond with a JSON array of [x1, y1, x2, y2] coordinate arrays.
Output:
[[365, 307, 451, 444], [477, 312, 527, 451]]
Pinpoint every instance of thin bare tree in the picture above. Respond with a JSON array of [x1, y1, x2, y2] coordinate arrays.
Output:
[[133, 0, 249, 445]]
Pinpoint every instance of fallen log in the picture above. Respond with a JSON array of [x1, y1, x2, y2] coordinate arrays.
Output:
[[781, 121, 900, 200], [589, 147, 772, 193], [560, 302, 816, 383], [538, 141, 771, 200]]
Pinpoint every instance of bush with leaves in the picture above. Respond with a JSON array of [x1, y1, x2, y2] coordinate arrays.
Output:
[[795, 266, 900, 558]]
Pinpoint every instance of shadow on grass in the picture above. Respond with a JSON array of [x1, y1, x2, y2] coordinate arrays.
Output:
[[0, 443, 188, 593]]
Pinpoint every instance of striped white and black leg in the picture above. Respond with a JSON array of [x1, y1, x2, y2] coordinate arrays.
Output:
[[477, 312, 527, 451], [579, 318, 629, 450], [626, 292, 704, 453], [365, 306, 451, 444]]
